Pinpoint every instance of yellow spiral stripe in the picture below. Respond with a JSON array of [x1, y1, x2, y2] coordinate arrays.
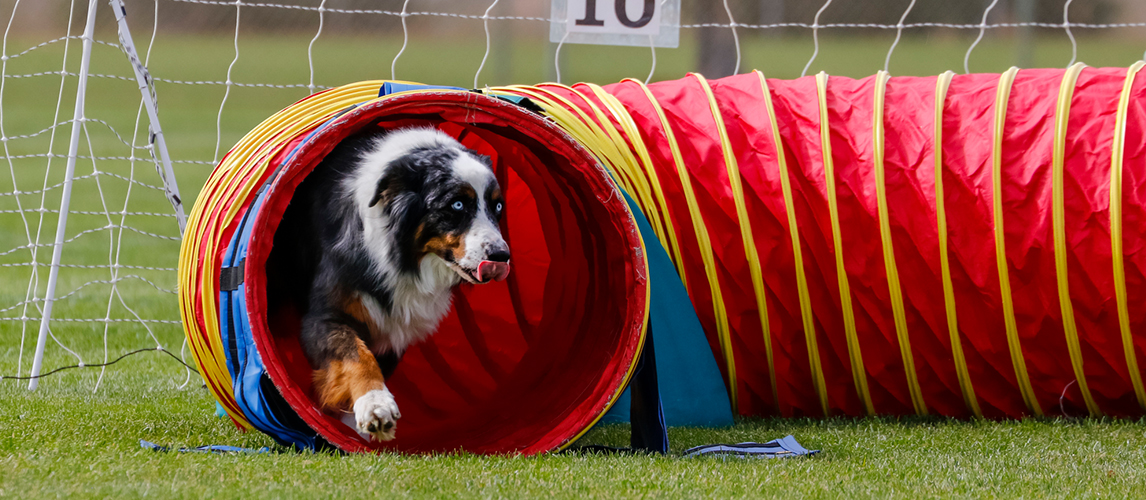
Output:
[[565, 85, 669, 241], [180, 81, 393, 428], [693, 73, 775, 411], [1110, 61, 1146, 411], [503, 86, 649, 219], [754, 71, 828, 415], [933, 71, 983, 417], [873, 71, 928, 415], [815, 72, 873, 415], [991, 67, 1044, 416], [186, 67, 1146, 429], [1052, 63, 1101, 416], [629, 81, 739, 413], [585, 82, 689, 287]]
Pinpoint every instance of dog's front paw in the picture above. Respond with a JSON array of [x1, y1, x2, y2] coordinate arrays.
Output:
[[352, 389, 401, 442]]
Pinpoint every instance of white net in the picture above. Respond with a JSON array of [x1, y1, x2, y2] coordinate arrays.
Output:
[[1, 0, 1142, 390], [0, 0, 193, 390]]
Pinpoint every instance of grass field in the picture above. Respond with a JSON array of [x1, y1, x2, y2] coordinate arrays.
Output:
[[3, 29, 1146, 498], [4, 385, 1146, 497]]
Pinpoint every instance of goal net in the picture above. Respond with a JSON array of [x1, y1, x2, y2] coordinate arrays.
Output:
[[1, 0, 1141, 391]]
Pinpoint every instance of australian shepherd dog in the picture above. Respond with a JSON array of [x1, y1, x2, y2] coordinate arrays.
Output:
[[269, 127, 511, 442]]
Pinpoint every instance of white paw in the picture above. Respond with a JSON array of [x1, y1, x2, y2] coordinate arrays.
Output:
[[352, 389, 401, 442]]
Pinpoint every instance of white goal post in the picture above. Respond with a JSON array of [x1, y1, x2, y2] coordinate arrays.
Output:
[[24, 0, 186, 389]]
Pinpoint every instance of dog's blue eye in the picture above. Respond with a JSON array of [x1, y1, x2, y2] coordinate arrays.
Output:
[[495, 202, 503, 213], [452, 201, 464, 211]]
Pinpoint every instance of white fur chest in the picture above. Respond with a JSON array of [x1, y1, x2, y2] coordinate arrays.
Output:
[[359, 256, 459, 355]]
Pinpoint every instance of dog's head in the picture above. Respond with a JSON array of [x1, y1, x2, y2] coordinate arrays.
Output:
[[349, 127, 510, 285]]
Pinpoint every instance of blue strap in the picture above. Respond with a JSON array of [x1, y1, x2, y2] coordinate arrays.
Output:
[[682, 435, 819, 459], [628, 321, 668, 453], [487, 94, 529, 106], [140, 439, 270, 455], [219, 189, 318, 450], [378, 83, 543, 114], [379, 82, 465, 97]]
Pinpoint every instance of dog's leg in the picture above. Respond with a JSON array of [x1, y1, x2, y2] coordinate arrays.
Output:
[[309, 325, 401, 441]]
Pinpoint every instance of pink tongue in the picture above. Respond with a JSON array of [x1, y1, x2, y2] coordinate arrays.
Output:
[[476, 260, 510, 283]]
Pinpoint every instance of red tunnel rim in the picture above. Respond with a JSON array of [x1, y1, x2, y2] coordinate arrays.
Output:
[[241, 89, 651, 455]]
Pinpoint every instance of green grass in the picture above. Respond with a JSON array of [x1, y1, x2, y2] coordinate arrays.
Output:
[[3, 31, 1146, 498], [4, 377, 1146, 498]]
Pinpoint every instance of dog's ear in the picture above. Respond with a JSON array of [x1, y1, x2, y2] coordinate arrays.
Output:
[[371, 152, 423, 208], [386, 185, 426, 273]]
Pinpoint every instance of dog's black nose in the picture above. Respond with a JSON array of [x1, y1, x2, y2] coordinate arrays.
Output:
[[487, 249, 511, 263]]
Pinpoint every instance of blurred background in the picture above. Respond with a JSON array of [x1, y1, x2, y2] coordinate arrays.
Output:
[[5, 0, 1142, 157], [4, 0, 1144, 146], [0, 0, 1144, 383], [8, 0, 1145, 84]]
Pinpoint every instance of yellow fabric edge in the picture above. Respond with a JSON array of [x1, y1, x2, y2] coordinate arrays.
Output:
[[204, 86, 381, 419], [581, 83, 680, 273], [596, 80, 690, 290], [499, 86, 659, 237], [565, 84, 669, 242], [181, 112, 318, 429], [484, 86, 654, 449], [557, 190, 653, 452], [506, 86, 659, 221], [513, 84, 655, 217], [754, 70, 828, 415], [693, 73, 773, 413], [992, 67, 1044, 416], [816, 72, 873, 416], [1051, 63, 1101, 416], [178, 81, 408, 428], [1110, 61, 1146, 410], [188, 82, 390, 427], [873, 71, 929, 416], [496, 87, 639, 197], [933, 71, 983, 417], [625, 80, 739, 414]]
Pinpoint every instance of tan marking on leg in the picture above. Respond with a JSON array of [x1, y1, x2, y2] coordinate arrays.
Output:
[[312, 335, 387, 412]]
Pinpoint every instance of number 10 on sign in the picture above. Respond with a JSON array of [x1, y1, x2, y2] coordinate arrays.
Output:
[[551, 0, 680, 48]]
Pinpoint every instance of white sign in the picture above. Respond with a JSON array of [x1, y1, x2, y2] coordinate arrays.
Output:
[[551, 0, 680, 48], [567, 0, 661, 36]]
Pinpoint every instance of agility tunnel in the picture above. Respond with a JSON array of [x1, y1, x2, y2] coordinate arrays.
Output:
[[178, 84, 655, 455], [181, 62, 1146, 454]]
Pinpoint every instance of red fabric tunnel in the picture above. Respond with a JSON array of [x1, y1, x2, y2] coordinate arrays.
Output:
[[504, 67, 1146, 420], [237, 91, 648, 454]]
